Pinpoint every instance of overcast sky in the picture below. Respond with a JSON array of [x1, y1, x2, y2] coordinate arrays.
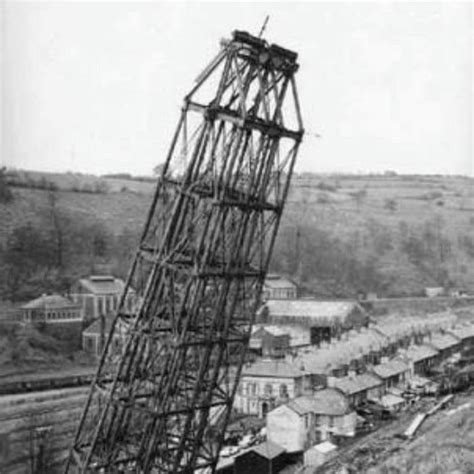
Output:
[[2, 1, 473, 176]]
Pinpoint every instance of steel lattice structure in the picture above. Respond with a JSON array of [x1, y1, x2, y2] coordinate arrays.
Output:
[[66, 30, 303, 474]]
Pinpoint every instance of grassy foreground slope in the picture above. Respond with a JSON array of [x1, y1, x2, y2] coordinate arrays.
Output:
[[367, 398, 474, 474]]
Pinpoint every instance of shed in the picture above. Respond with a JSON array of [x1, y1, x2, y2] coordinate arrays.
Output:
[[378, 393, 405, 412], [233, 440, 286, 474], [304, 441, 337, 467]]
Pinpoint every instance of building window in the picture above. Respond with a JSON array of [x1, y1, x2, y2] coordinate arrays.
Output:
[[264, 384, 273, 396], [279, 384, 288, 398]]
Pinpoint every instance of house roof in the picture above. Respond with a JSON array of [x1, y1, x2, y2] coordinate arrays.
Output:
[[427, 333, 460, 351], [242, 359, 303, 379], [287, 327, 387, 375], [379, 393, 405, 408], [334, 372, 382, 395], [249, 440, 285, 460], [264, 299, 365, 325], [370, 359, 410, 379], [77, 275, 127, 295], [288, 389, 350, 417], [400, 344, 439, 363], [313, 441, 337, 454], [22, 294, 80, 310], [264, 274, 297, 290]]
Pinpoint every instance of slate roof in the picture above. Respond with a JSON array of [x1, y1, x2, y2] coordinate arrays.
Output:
[[334, 372, 382, 395], [287, 389, 350, 417], [370, 359, 410, 379], [401, 344, 439, 363], [242, 359, 303, 379], [250, 440, 285, 460], [287, 327, 387, 375], [427, 333, 460, 351], [77, 275, 127, 295], [22, 294, 80, 310]]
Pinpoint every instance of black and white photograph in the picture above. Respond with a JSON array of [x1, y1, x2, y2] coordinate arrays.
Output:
[[1, 1, 473, 473]]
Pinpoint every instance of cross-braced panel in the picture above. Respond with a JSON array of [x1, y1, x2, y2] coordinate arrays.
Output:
[[66, 30, 303, 474]]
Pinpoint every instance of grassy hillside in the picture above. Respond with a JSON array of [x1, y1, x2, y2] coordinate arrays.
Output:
[[1, 170, 473, 300], [276, 173, 474, 296]]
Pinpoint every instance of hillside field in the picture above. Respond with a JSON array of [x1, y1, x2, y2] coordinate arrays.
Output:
[[1, 170, 474, 299]]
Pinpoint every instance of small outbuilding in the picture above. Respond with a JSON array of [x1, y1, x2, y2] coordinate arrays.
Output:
[[233, 440, 286, 474], [304, 440, 337, 468]]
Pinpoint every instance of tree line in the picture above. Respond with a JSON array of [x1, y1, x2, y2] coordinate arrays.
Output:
[[0, 190, 139, 302], [271, 211, 474, 298]]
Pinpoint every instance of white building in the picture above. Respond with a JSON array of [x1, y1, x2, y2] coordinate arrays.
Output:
[[267, 389, 356, 452], [234, 359, 308, 417]]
